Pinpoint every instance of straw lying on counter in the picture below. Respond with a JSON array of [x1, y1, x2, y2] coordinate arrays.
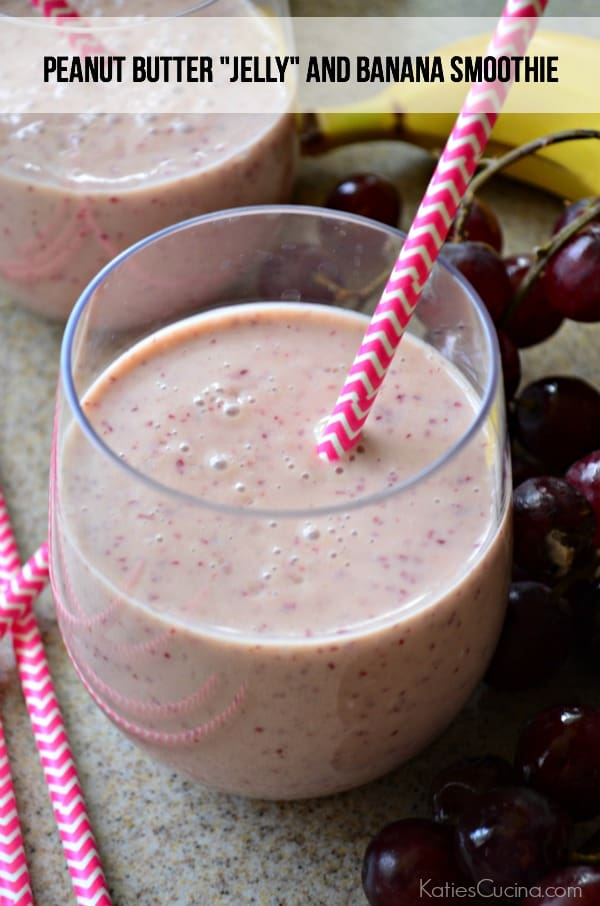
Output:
[[316, 0, 549, 461], [0, 491, 113, 906], [0, 719, 33, 905], [0, 498, 34, 906]]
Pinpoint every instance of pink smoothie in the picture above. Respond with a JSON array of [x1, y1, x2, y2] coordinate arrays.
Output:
[[0, 0, 296, 320], [52, 302, 511, 799]]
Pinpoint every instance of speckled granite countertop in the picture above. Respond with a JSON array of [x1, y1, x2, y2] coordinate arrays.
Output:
[[1, 4, 599, 906]]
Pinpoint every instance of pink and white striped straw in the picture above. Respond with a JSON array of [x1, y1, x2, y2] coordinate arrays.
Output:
[[29, 0, 81, 21], [0, 499, 34, 906], [29, 0, 107, 57], [0, 491, 113, 905], [0, 720, 33, 906], [316, 0, 549, 461]]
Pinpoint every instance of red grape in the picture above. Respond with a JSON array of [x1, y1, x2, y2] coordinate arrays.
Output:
[[325, 173, 401, 227], [515, 704, 600, 822], [450, 197, 503, 252], [565, 450, 600, 545], [512, 376, 600, 472], [512, 477, 595, 583], [552, 196, 600, 235], [431, 756, 516, 825], [542, 224, 600, 323], [361, 819, 464, 906], [441, 240, 513, 324], [455, 786, 571, 892], [484, 581, 572, 691], [520, 866, 600, 905], [503, 254, 563, 348]]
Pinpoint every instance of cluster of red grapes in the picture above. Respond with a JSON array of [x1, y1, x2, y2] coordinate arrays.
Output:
[[325, 172, 600, 376], [324, 174, 600, 904], [362, 704, 600, 906]]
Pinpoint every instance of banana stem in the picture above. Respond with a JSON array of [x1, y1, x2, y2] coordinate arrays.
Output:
[[453, 128, 600, 240], [500, 198, 600, 327]]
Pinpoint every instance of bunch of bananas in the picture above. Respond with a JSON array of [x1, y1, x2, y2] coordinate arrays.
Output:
[[299, 30, 600, 201]]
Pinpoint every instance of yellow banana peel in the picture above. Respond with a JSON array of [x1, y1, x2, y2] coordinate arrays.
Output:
[[299, 30, 600, 201]]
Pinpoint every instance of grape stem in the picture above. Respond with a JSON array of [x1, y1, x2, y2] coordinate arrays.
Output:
[[550, 551, 600, 604], [314, 267, 390, 310], [572, 827, 600, 866], [452, 127, 600, 328], [453, 128, 600, 239]]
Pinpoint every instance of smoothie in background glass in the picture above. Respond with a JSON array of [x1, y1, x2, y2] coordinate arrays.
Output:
[[49, 207, 512, 800], [0, 0, 296, 320]]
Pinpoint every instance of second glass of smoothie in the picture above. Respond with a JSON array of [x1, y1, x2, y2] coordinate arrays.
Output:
[[49, 206, 512, 800], [0, 0, 297, 320]]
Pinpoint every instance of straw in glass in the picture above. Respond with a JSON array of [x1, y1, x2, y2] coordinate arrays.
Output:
[[29, 0, 81, 20], [0, 490, 113, 906], [29, 0, 107, 57], [316, 0, 549, 461]]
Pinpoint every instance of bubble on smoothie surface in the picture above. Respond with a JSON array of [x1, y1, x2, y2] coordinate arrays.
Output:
[[223, 400, 241, 417], [209, 453, 230, 471]]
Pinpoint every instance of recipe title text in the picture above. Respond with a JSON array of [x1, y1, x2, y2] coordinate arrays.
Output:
[[42, 53, 560, 85]]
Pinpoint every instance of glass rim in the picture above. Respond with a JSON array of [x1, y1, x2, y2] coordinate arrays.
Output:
[[60, 203, 503, 521]]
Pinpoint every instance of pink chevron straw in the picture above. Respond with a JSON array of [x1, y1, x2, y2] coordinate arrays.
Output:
[[29, 0, 81, 21], [12, 607, 114, 905], [0, 491, 113, 905], [316, 0, 549, 461], [0, 721, 33, 906], [0, 500, 34, 906], [29, 0, 107, 58]]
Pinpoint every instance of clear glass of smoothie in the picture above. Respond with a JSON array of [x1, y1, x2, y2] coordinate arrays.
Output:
[[0, 0, 297, 320], [49, 206, 512, 800]]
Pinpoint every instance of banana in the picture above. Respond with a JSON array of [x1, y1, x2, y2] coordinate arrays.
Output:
[[298, 30, 600, 201]]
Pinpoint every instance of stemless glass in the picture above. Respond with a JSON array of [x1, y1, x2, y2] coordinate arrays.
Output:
[[49, 206, 512, 800], [0, 0, 296, 320]]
